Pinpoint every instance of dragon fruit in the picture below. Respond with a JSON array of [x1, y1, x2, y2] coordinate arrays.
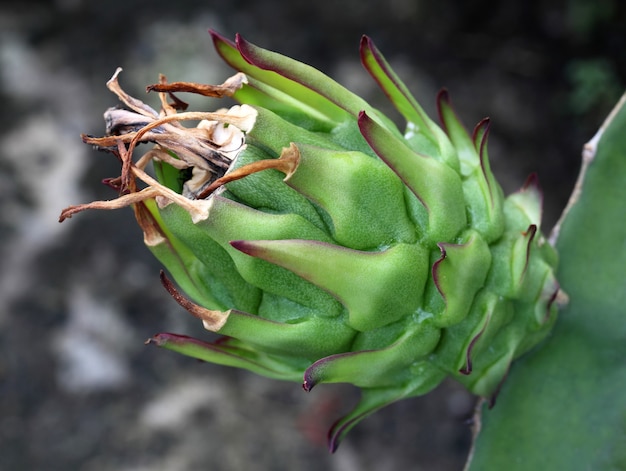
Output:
[[60, 31, 564, 451]]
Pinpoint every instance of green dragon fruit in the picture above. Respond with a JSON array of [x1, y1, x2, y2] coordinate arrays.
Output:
[[61, 31, 565, 451]]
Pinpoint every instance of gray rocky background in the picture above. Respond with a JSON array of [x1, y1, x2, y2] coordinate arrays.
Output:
[[1, 1, 624, 470]]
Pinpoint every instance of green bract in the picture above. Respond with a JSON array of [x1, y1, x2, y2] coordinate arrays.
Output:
[[62, 32, 564, 451]]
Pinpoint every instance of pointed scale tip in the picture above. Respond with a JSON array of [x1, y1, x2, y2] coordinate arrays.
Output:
[[234, 33, 258, 67], [208, 28, 232, 42], [523, 172, 544, 217], [358, 35, 375, 62], [207, 28, 222, 42], [230, 239, 257, 256], [209, 30, 239, 68], [209, 29, 236, 46], [522, 172, 541, 192], [472, 117, 499, 211], [472, 117, 491, 154], [327, 418, 352, 453], [436, 88, 476, 142], [302, 354, 336, 392], [302, 379, 314, 393], [436, 88, 452, 132], [458, 315, 490, 376], [208, 29, 233, 48], [328, 429, 341, 453], [431, 242, 449, 299], [472, 117, 491, 140], [508, 174, 544, 228], [359, 34, 369, 49], [437, 88, 450, 104], [145, 332, 194, 347], [521, 224, 538, 281], [326, 408, 372, 453], [544, 283, 561, 324]]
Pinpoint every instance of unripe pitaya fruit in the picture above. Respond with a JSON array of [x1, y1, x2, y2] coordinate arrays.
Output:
[[61, 31, 565, 451]]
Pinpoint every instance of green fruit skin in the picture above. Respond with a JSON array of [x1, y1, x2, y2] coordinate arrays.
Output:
[[117, 32, 561, 450]]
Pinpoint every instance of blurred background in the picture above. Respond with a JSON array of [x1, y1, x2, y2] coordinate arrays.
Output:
[[1, 1, 624, 469]]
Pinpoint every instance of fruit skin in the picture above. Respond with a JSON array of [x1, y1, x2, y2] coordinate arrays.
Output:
[[61, 31, 564, 451]]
